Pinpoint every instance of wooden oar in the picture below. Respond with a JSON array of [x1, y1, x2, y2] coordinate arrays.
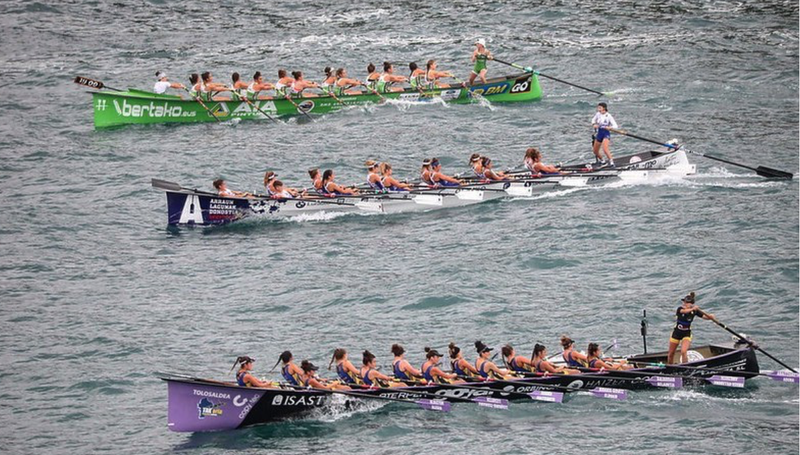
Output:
[[73, 76, 123, 92], [491, 58, 611, 97], [608, 128, 794, 179]]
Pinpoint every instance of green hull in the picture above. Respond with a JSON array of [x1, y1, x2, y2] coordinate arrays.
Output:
[[91, 73, 541, 128]]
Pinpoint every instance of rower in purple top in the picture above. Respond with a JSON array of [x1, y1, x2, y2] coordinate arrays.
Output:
[[501, 344, 534, 374], [232, 356, 275, 388], [421, 348, 463, 384], [391, 344, 422, 382], [531, 344, 579, 375], [273, 351, 304, 386], [560, 335, 589, 368], [330, 348, 362, 385], [474, 340, 511, 379], [586, 343, 634, 371], [361, 350, 404, 387], [448, 342, 480, 377], [429, 157, 462, 187]]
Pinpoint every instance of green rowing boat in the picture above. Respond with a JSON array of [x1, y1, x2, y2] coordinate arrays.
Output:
[[90, 72, 541, 128]]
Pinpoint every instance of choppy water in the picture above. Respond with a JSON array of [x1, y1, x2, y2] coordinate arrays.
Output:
[[0, 1, 798, 454]]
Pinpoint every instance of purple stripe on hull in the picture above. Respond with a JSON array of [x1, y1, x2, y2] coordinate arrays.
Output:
[[167, 380, 264, 432]]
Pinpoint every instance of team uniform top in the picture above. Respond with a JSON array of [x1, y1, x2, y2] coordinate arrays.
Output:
[[592, 112, 618, 142]]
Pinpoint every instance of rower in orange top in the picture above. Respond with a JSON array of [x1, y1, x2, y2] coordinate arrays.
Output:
[[523, 147, 564, 175], [299, 360, 351, 390], [474, 340, 510, 379], [501, 344, 535, 374], [531, 343, 579, 375], [448, 342, 480, 377], [320, 170, 359, 195], [421, 348, 463, 384], [429, 157, 462, 187], [586, 343, 634, 371]]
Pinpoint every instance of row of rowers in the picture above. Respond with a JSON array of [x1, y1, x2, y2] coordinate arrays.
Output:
[[232, 337, 634, 390], [157, 61, 464, 101], [213, 147, 563, 199]]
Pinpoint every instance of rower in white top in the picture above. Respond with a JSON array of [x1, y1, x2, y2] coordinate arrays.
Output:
[[591, 102, 618, 168], [153, 71, 185, 95]]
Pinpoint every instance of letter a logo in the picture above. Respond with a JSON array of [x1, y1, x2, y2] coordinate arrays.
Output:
[[179, 195, 204, 224]]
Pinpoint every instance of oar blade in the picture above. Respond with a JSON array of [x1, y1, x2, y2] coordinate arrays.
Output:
[[416, 399, 451, 412], [590, 387, 627, 400], [706, 375, 746, 388], [472, 397, 509, 409], [763, 370, 800, 384], [646, 376, 683, 388], [755, 166, 794, 180], [528, 390, 564, 403], [151, 178, 183, 191]]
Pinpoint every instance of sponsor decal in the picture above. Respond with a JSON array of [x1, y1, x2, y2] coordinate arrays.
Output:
[[231, 100, 278, 116], [399, 93, 421, 101], [112, 99, 197, 119], [470, 81, 510, 97], [209, 198, 239, 221], [95, 99, 107, 111], [510, 76, 532, 94], [193, 389, 231, 400], [297, 100, 315, 112], [197, 398, 223, 419], [210, 102, 230, 118], [439, 89, 461, 101], [179, 195, 204, 224], [270, 394, 326, 406], [233, 395, 248, 407]]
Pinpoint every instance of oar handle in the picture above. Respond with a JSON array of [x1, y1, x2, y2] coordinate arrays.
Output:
[[709, 318, 798, 373]]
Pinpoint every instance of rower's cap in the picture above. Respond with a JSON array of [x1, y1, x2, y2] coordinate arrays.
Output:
[[427, 349, 442, 357], [265, 171, 277, 181], [430, 158, 440, 167], [422, 158, 432, 165], [156, 71, 167, 79], [475, 340, 493, 353], [475, 38, 486, 47]]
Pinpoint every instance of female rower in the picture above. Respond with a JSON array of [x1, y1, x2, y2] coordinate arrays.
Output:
[[299, 360, 351, 390], [468, 38, 493, 85], [586, 343, 634, 371], [213, 179, 251, 198], [308, 168, 323, 194], [246, 71, 274, 100], [421, 348, 462, 384], [362, 350, 404, 388], [474, 340, 510, 379], [531, 344, 579, 375], [481, 157, 508, 181], [334, 68, 363, 96], [232, 356, 275, 388], [524, 147, 563, 175], [320, 169, 359, 195], [188, 73, 200, 98], [667, 292, 716, 364], [469, 153, 484, 178], [420, 159, 436, 186], [231, 72, 249, 101], [273, 350, 304, 386], [591, 102, 618, 167], [377, 62, 408, 93], [365, 63, 380, 91], [273, 181, 303, 199], [448, 342, 480, 377], [501, 344, 534, 374], [275, 69, 295, 97], [329, 348, 362, 385], [429, 158, 462, 187], [425, 60, 455, 88], [364, 160, 385, 192], [561, 335, 589, 368], [290, 71, 319, 97], [153, 71, 185, 95], [391, 344, 422, 382], [380, 163, 413, 191], [409, 62, 426, 90], [321, 67, 336, 95], [200, 71, 230, 101]]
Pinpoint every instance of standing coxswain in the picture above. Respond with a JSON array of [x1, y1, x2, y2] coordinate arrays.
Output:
[[591, 102, 618, 167], [153, 71, 185, 95], [468, 38, 493, 85], [667, 292, 716, 364], [232, 356, 276, 388], [448, 342, 480, 377]]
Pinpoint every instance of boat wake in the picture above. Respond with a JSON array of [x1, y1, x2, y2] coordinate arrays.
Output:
[[383, 97, 449, 111], [308, 394, 387, 423]]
